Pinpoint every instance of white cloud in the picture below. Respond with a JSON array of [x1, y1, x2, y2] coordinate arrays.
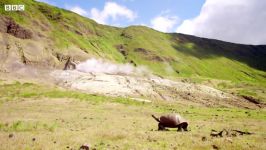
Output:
[[151, 15, 178, 32], [176, 0, 266, 45], [150, 11, 179, 33], [68, 6, 88, 16], [90, 2, 137, 24]]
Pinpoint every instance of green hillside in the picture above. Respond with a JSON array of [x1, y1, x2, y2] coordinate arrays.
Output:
[[0, 0, 265, 85]]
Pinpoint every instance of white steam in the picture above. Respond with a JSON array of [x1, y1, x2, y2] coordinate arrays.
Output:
[[76, 58, 149, 75]]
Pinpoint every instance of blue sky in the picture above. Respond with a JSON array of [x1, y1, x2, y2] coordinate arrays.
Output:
[[37, 0, 266, 45], [37, 0, 205, 32]]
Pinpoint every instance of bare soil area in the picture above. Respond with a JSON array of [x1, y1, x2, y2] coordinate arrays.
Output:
[[51, 70, 261, 109]]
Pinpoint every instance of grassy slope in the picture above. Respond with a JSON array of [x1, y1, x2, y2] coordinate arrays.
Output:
[[0, 81, 266, 149], [0, 0, 265, 98]]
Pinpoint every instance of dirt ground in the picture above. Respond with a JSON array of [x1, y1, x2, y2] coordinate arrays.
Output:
[[0, 97, 265, 150]]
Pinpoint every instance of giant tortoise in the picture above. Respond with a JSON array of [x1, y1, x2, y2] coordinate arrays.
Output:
[[152, 114, 188, 131]]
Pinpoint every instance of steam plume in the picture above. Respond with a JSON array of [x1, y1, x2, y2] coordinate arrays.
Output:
[[76, 58, 149, 75]]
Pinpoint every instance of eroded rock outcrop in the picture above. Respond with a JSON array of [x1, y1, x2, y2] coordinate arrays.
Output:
[[0, 16, 32, 39]]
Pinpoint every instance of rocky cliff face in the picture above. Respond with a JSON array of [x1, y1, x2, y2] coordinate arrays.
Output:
[[0, 16, 32, 39], [0, 17, 89, 73]]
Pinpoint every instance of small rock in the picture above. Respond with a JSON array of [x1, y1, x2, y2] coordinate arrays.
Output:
[[212, 145, 219, 150], [8, 133, 14, 138], [6, 44, 11, 49], [80, 143, 90, 150]]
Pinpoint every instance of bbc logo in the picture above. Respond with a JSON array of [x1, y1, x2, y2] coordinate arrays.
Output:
[[5, 5, 25, 11]]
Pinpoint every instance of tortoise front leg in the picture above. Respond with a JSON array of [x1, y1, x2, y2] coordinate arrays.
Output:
[[177, 122, 188, 132], [181, 122, 188, 131]]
